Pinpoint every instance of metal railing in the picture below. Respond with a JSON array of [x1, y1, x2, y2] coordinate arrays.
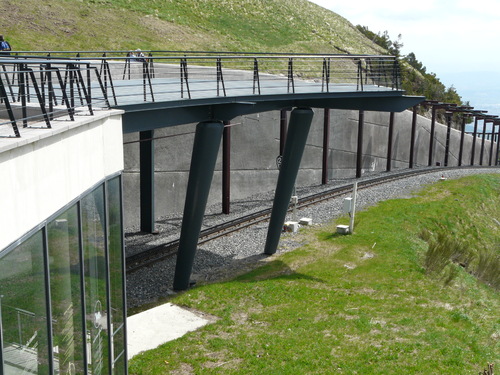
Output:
[[0, 51, 402, 138]]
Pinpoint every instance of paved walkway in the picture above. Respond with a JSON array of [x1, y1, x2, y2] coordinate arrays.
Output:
[[127, 302, 214, 358]]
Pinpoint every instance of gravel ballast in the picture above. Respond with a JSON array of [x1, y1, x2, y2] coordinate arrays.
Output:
[[125, 167, 499, 309]]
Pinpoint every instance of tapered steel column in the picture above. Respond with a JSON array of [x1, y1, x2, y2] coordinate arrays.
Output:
[[458, 115, 466, 166], [428, 106, 437, 166], [409, 106, 417, 168], [222, 121, 231, 214], [264, 108, 314, 255], [356, 110, 365, 178], [386, 112, 395, 171], [444, 112, 452, 167], [480, 119, 487, 165], [140, 130, 156, 233], [322, 108, 330, 184], [173, 121, 224, 290], [471, 116, 479, 165]]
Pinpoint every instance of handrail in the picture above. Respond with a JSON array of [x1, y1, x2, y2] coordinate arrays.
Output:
[[0, 51, 402, 138]]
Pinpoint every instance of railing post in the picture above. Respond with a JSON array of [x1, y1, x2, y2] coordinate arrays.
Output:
[[216, 58, 226, 97], [180, 58, 191, 99], [322, 58, 330, 92], [253, 58, 260, 95], [287, 58, 294, 93], [0, 74, 20, 137]]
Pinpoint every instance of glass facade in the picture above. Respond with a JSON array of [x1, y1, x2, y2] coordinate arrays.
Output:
[[0, 175, 127, 374]]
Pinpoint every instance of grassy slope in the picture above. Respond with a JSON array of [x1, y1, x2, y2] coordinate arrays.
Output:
[[129, 174, 500, 374], [2, 0, 384, 54]]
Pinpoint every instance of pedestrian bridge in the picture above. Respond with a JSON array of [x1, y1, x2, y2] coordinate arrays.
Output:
[[0, 51, 425, 291]]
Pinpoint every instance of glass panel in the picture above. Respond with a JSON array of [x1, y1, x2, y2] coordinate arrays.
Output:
[[48, 205, 85, 374], [0, 231, 50, 374], [107, 176, 127, 373], [82, 186, 110, 375]]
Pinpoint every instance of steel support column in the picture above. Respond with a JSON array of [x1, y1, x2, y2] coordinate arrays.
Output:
[[356, 110, 365, 178], [480, 119, 487, 165], [444, 112, 452, 167], [428, 106, 437, 166], [458, 116, 466, 166], [222, 121, 231, 214], [471, 116, 479, 165], [409, 106, 417, 168], [386, 112, 395, 171], [139, 130, 156, 233], [322, 108, 330, 184], [173, 121, 224, 290], [495, 124, 500, 165], [488, 123, 495, 166], [264, 107, 314, 255]]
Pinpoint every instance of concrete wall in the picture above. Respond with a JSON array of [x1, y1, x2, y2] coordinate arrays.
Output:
[[0, 111, 124, 251], [122, 108, 494, 228]]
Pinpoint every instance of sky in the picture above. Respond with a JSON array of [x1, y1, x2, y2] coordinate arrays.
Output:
[[308, 0, 500, 117]]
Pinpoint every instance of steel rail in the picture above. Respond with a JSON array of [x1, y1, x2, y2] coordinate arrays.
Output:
[[125, 166, 479, 273]]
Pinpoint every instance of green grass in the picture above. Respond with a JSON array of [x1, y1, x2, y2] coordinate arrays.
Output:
[[3, 0, 384, 55], [129, 174, 500, 374]]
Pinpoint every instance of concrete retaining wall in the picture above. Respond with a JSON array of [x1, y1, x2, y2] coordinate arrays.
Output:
[[122, 108, 493, 228]]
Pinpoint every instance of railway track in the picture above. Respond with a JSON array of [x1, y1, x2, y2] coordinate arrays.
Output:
[[124, 166, 483, 273]]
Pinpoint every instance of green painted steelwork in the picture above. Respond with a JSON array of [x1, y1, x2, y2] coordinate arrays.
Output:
[[264, 107, 314, 255], [173, 121, 224, 291]]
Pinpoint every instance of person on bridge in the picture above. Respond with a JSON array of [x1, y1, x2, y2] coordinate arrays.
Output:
[[0, 35, 12, 55], [135, 48, 146, 63]]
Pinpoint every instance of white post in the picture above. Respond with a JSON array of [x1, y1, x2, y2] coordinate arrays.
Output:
[[349, 182, 358, 234]]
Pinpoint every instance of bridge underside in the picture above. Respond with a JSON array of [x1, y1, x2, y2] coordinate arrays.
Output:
[[117, 90, 424, 133], [117, 90, 424, 290]]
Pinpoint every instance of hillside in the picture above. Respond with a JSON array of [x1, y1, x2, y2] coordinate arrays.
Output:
[[2, 0, 384, 54]]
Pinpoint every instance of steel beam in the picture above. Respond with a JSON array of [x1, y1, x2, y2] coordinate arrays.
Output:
[[139, 130, 156, 233], [264, 108, 314, 255], [173, 121, 224, 290]]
